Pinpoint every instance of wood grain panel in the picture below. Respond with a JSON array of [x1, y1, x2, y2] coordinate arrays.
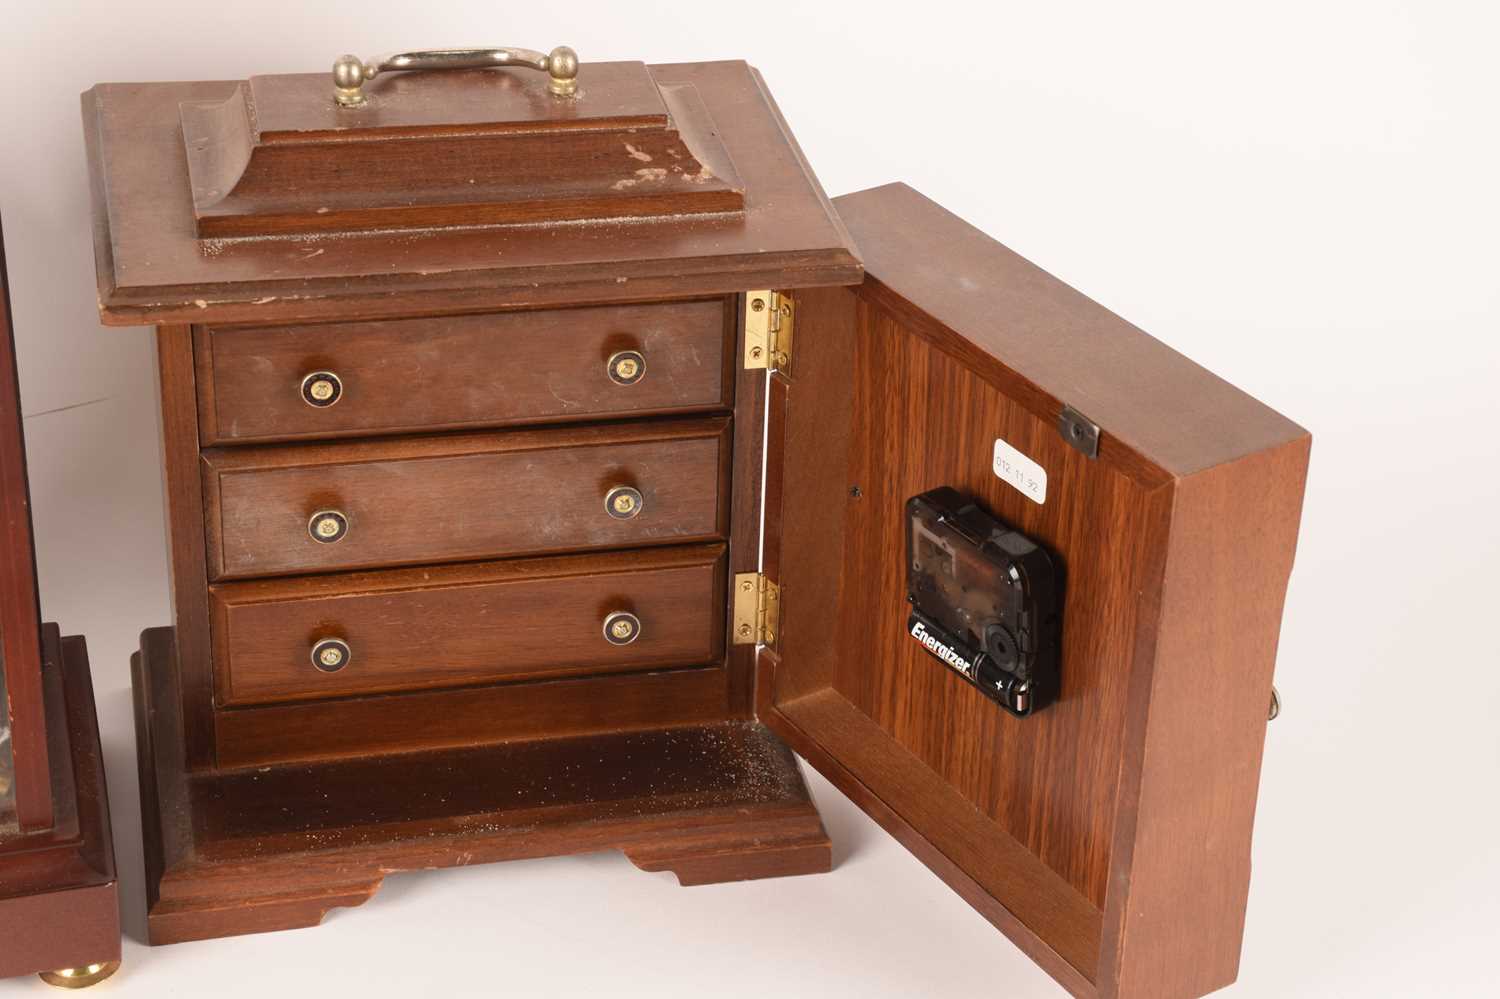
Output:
[[832, 298, 1163, 908], [201, 416, 730, 580], [761, 185, 1310, 997], [764, 285, 1158, 916], [197, 299, 732, 444], [212, 544, 726, 706], [830, 184, 1304, 480], [775, 687, 1103, 984]]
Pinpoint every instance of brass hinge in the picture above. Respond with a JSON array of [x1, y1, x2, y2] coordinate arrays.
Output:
[[731, 572, 781, 647], [743, 290, 794, 374]]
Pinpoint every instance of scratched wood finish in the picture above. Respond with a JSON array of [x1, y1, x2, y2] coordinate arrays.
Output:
[[197, 299, 732, 444], [760, 185, 1309, 998], [133, 627, 827, 944], [201, 416, 731, 580], [83, 62, 861, 327], [0, 628, 121, 977], [0, 219, 52, 832], [182, 66, 745, 236], [212, 544, 726, 706]]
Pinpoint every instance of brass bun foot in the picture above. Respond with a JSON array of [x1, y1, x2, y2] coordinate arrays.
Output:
[[39, 962, 121, 989]]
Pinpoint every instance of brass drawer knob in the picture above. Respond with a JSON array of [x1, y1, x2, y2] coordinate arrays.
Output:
[[606, 350, 646, 386], [602, 611, 641, 646], [300, 370, 343, 408], [311, 637, 352, 672], [604, 485, 643, 520], [308, 509, 349, 544]]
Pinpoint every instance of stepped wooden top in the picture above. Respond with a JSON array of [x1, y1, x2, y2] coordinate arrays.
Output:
[[179, 61, 746, 237], [83, 61, 861, 325]]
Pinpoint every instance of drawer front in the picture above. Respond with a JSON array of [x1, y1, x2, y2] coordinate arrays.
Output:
[[202, 417, 729, 581], [197, 300, 731, 444], [212, 545, 726, 706]]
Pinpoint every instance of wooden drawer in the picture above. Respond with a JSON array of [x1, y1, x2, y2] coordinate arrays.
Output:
[[202, 417, 730, 581], [211, 544, 726, 707], [196, 299, 731, 444]]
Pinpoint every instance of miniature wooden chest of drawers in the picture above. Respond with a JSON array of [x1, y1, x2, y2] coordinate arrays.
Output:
[[84, 47, 1309, 999]]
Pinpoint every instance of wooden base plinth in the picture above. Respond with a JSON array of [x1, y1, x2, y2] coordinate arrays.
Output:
[[133, 626, 830, 945], [0, 628, 122, 982]]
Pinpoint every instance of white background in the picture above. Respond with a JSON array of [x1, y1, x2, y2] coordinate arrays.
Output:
[[2, 2, 1497, 996]]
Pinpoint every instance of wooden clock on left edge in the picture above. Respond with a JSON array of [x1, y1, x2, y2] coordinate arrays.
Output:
[[0, 213, 122, 987]]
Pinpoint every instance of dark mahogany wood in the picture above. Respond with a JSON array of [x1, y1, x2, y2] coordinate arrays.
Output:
[[0, 223, 51, 832], [134, 627, 827, 945], [211, 543, 726, 706], [760, 184, 1309, 998], [0, 632, 122, 979], [196, 298, 732, 444], [200, 415, 731, 580], [83, 62, 860, 327]]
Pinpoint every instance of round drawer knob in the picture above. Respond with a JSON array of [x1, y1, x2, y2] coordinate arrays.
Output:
[[606, 350, 646, 386], [311, 637, 351, 672], [602, 611, 641, 646], [300, 370, 343, 408], [604, 485, 644, 520], [308, 509, 349, 544]]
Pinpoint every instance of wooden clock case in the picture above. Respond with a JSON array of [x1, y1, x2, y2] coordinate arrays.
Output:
[[82, 53, 1309, 999], [0, 220, 122, 987]]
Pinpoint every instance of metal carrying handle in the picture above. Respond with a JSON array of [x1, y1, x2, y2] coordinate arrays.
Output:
[[332, 46, 580, 106]]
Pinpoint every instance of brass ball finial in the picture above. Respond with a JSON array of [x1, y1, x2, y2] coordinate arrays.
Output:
[[333, 55, 369, 106], [547, 46, 579, 96]]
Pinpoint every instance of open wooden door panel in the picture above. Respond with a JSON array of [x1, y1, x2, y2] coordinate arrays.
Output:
[[758, 183, 1310, 998]]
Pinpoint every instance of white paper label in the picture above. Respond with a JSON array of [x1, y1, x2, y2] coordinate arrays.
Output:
[[992, 439, 1046, 504]]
